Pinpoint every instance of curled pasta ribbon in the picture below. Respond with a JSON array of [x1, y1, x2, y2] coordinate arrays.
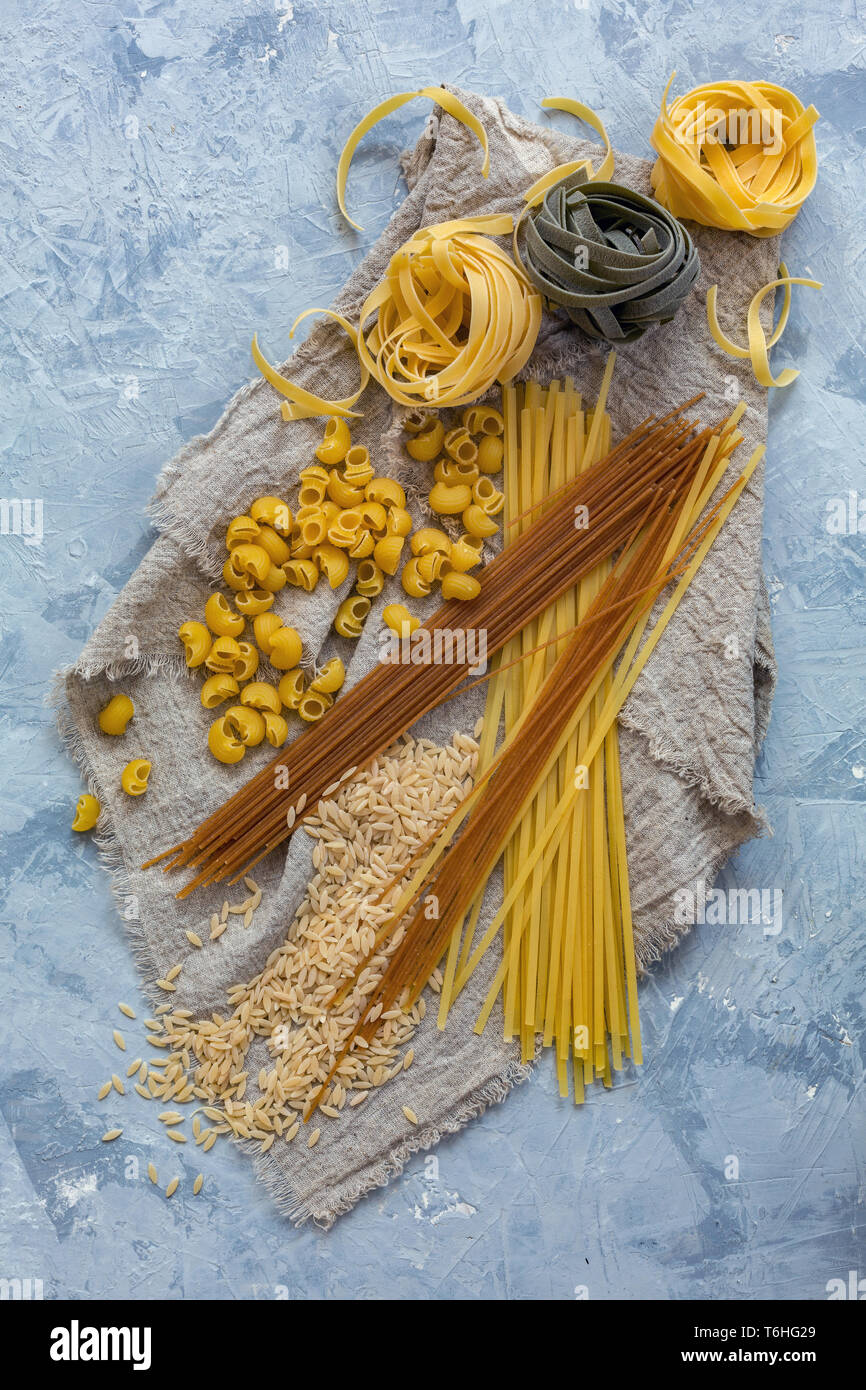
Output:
[[650, 74, 819, 237], [524, 96, 615, 207], [251, 308, 369, 423], [520, 168, 700, 343], [254, 217, 541, 417], [337, 86, 489, 231], [707, 262, 823, 388]]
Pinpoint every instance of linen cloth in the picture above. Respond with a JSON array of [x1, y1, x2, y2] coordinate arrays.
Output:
[[54, 88, 778, 1224]]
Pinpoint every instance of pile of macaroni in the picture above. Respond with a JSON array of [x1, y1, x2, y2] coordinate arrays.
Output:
[[397, 402, 504, 606]]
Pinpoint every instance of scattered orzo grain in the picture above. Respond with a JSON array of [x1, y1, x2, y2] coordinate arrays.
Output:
[[156, 979, 176, 992], [403, 1048, 414, 1071], [210, 921, 226, 941], [118, 1003, 136, 1019], [307, 1128, 321, 1148], [165, 963, 182, 982], [111, 1074, 125, 1095], [112, 1030, 126, 1050], [97, 1082, 111, 1101], [186, 931, 203, 948], [134, 1083, 150, 1100], [141, 734, 476, 1156], [402, 1106, 419, 1125], [102, 1129, 122, 1142], [166, 1129, 186, 1143], [126, 1057, 142, 1077], [147, 1162, 158, 1184], [165, 1177, 179, 1197], [193, 1174, 203, 1194], [158, 1111, 183, 1124]]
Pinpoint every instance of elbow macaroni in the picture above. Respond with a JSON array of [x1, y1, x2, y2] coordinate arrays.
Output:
[[311, 658, 345, 694], [98, 694, 135, 736], [72, 793, 101, 831], [334, 594, 370, 638], [121, 758, 151, 796], [178, 621, 212, 668]]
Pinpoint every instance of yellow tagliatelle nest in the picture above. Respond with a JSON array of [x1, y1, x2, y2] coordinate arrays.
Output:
[[650, 75, 819, 237], [252, 216, 542, 419]]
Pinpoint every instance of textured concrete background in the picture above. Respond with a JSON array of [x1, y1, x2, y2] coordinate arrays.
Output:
[[1, 0, 864, 1300]]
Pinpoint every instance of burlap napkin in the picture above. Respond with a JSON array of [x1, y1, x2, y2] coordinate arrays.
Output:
[[53, 87, 777, 1225]]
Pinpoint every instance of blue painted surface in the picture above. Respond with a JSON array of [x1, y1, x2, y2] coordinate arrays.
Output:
[[1, 0, 864, 1300]]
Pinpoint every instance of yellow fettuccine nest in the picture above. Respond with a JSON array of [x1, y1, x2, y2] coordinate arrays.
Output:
[[253, 216, 542, 419], [650, 75, 819, 237]]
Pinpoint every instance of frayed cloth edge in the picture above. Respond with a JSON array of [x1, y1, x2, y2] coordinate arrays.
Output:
[[253, 1053, 535, 1229]]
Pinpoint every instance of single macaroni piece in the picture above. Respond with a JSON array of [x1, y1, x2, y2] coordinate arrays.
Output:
[[462, 404, 504, 436], [224, 705, 266, 747], [230, 543, 272, 585], [298, 469, 329, 508], [373, 534, 404, 575], [261, 563, 288, 594], [448, 536, 483, 572], [406, 420, 444, 461], [347, 528, 375, 559], [178, 621, 212, 668], [297, 506, 328, 548], [441, 570, 481, 601], [343, 445, 374, 487], [222, 554, 253, 591], [358, 500, 387, 534], [382, 603, 420, 636], [443, 426, 478, 466], [121, 758, 151, 796], [250, 496, 292, 537], [98, 694, 135, 736], [327, 471, 365, 509], [384, 505, 412, 537], [311, 657, 345, 694], [434, 457, 478, 487], [366, 476, 406, 509], [334, 594, 370, 638], [476, 434, 505, 473], [234, 587, 276, 616], [284, 558, 319, 591], [208, 715, 246, 764], [268, 626, 303, 670], [255, 524, 291, 566], [232, 643, 260, 682], [411, 527, 451, 557], [315, 416, 352, 465], [326, 510, 360, 548], [72, 793, 101, 831], [297, 689, 334, 722], [204, 593, 245, 638], [313, 542, 350, 589], [355, 558, 385, 597], [277, 669, 305, 710], [472, 477, 505, 515], [253, 612, 283, 654], [201, 673, 240, 709], [225, 515, 261, 549], [403, 408, 433, 434], [429, 481, 472, 515], [263, 712, 289, 747], [239, 681, 282, 715], [401, 557, 432, 597], [205, 636, 243, 673], [417, 550, 447, 584], [462, 503, 499, 538]]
